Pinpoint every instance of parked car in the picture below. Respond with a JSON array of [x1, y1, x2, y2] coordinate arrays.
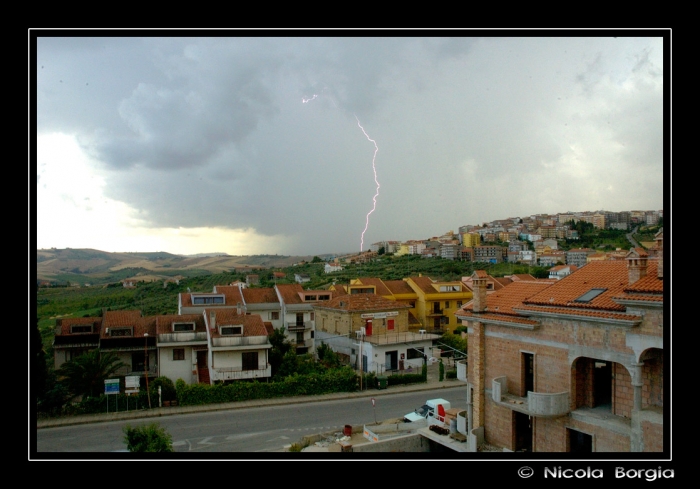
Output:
[[403, 398, 451, 422]]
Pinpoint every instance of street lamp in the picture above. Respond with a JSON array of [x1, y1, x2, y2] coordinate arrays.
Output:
[[144, 333, 151, 408]]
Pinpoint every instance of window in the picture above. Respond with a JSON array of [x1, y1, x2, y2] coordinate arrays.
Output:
[[110, 327, 133, 337], [407, 347, 424, 360], [173, 348, 185, 361], [242, 352, 258, 371], [457, 301, 463, 308], [270, 311, 280, 320], [70, 324, 92, 334], [193, 295, 225, 305], [574, 288, 607, 303], [445, 301, 450, 309], [310, 312, 315, 321], [220, 326, 242, 335], [173, 322, 195, 332], [296, 331, 304, 344]]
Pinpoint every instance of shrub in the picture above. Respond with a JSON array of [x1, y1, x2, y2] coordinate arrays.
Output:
[[151, 376, 176, 402], [123, 423, 173, 452]]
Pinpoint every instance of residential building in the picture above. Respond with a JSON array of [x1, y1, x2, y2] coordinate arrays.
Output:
[[325, 262, 344, 273], [548, 264, 578, 280], [473, 245, 505, 264], [275, 283, 330, 354], [203, 308, 272, 383], [455, 231, 664, 452], [566, 248, 596, 268], [52, 316, 102, 369], [155, 314, 209, 385], [405, 275, 472, 334], [294, 273, 311, 284], [99, 310, 157, 384], [313, 293, 435, 375]]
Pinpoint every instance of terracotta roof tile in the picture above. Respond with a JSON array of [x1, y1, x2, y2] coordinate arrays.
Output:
[[383, 280, 415, 295], [275, 283, 304, 304], [242, 287, 280, 304], [457, 281, 552, 316], [213, 285, 245, 304], [624, 266, 663, 293], [204, 308, 269, 337], [514, 305, 642, 322], [55, 316, 102, 336], [315, 293, 410, 312], [155, 314, 207, 335], [523, 261, 632, 312]]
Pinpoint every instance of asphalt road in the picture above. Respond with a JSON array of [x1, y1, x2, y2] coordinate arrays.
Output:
[[34, 386, 467, 456]]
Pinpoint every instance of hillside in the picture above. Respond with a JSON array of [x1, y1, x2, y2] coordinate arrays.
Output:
[[35, 248, 315, 286]]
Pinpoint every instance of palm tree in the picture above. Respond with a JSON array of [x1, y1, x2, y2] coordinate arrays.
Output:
[[56, 350, 126, 399]]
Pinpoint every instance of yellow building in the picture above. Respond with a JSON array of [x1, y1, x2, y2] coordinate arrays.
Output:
[[404, 275, 472, 333]]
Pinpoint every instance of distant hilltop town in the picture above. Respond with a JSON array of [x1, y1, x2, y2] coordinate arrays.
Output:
[[335, 208, 663, 266]]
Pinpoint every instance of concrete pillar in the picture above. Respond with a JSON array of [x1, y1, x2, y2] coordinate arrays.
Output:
[[471, 321, 485, 428], [630, 362, 644, 412]]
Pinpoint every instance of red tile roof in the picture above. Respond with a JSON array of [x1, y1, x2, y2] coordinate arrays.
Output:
[[315, 293, 411, 312], [155, 314, 207, 334], [102, 310, 155, 337], [242, 287, 280, 304], [523, 261, 633, 312], [383, 280, 416, 295], [204, 308, 269, 337], [275, 283, 304, 304], [55, 316, 102, 336], [213, 285, 245, 304]]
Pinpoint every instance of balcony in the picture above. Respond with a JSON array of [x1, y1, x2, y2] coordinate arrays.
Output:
[[491, 376, 569, 418], [211, 336, 270, 348], [286, 321, 312, 332], [292, 338, 313, 348], [427, 308, 444, 317], [456, 359, 467, 382], [158, 332, 208, 343], [211, 365, 272, 382], [360, 331, 440, 346]]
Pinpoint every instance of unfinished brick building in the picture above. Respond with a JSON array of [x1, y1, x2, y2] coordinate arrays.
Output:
[[455, 230, 664, 452]]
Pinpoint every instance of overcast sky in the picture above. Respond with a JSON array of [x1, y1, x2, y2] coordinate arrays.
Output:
[[34, 33, 666, 256]]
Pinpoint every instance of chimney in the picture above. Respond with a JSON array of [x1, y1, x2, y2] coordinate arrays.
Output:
[[471, 271, 488, 313], [209, 311, 216, 329], [627, 248, 648, 285]]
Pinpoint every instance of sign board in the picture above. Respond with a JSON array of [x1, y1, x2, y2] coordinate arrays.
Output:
[[104, 379, 120, 395], [125, 376, 140, 388], [360, 311, 399, 319], [363, 426, 379, 442]]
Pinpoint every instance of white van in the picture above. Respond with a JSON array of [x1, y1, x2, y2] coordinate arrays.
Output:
[[403, 398, 451, 422]]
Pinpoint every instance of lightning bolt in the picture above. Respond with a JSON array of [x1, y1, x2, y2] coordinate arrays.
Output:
[[302, 92, 379, 251], [355, 116, 379, 252]]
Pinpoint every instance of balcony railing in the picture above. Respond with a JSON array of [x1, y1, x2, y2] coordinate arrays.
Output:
[[286, 321, 312, 332], [428, 308, 444, 316], [158, 332, 208, 343], [491, 375, 569, 418], [211, 336, 270, 348], [211, 365, 272, 382], [292, 338, 313, 348], [361, 331, 439, 345]]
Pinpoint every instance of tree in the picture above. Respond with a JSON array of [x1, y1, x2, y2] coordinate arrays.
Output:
[[123, 423, 173, 452], [33, 317, 48, 403], [56, 349, 126, 399], [268, 327, 293, 377], [311, 256, 322, 263]]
